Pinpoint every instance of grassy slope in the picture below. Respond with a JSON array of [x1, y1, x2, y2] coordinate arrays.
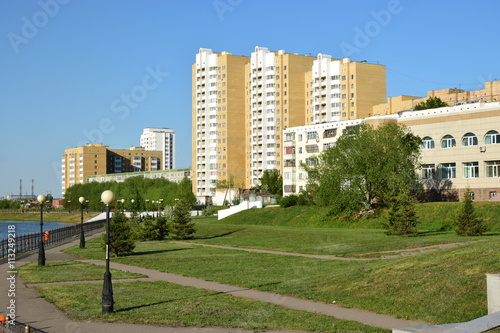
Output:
[[28, 202, 500, 326], [64, 236, 500, 324], [217, 202, 500, 231]]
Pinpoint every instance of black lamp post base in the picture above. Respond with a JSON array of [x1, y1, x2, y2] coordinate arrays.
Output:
[[101, 271, 114, 314], [79, 232, 85, 248], [38, 241, 45, 266]]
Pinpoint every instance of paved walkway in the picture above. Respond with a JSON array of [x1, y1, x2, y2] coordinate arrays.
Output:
[[0, 234, 429, 333]]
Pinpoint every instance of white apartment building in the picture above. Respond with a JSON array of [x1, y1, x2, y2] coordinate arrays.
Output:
[[282, 119, 363, 194], [140, 128, 176, 170], [247, 47, 279, 187], [193, 49, 221, 197], [308, 54, 342, 123]]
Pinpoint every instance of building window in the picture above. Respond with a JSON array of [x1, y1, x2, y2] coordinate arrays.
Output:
[[485, 130, 500, 144], [463, 162, 479, 178], [306, 131, 318, 140], [323, 128, 337, 138], [421, 164, 435, 179], [323, 142, 336, 150], [441, 135, 456, 148], [305, 158, 317, 166], [421, 136, 435, 149], [440, 163, 456, 179], [462, 133, 478, 146], [486, 161, 500, 177], [305, 144, 319, 153]]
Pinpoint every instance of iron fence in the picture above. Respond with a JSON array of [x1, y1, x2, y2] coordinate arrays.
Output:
[[0, 219, 105, 261]]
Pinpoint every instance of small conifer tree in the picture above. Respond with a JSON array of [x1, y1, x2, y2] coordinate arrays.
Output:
[[454, 189, 488, 236], [103, 212, 135, 256], [383, 187, 419, 236], [170, 198, 196, 240]]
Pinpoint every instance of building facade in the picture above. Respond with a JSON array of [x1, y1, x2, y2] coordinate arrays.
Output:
[[192, 48, 248, 198], [305, 54, 386, 124], [283, 101, 500, 201], [192, 47, 387, 201], [140, 128, 176, 170], [245, 47, 316, 188], [61, 143, 162, 195]]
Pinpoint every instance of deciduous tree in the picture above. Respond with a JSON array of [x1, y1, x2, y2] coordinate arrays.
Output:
[[306, 122, 421, 213], [414, 96, 448, 110]]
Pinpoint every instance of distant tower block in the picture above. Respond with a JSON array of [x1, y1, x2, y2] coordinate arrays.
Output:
[[32, 179, 34, 198], [19, 179, 22, 198]]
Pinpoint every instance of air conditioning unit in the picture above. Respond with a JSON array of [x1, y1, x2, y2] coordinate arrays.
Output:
[[480, 146, 487, 152]]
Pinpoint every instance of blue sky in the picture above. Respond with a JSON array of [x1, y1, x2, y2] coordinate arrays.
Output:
[[1, 0, 499, 198]]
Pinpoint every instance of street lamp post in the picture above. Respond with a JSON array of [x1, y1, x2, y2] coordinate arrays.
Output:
[[158, 199, 163, 217], [79, 196, 86, 248], [67, 200, 71, 213], [37, 194, 46, 266], [101, 190, 115, 314]]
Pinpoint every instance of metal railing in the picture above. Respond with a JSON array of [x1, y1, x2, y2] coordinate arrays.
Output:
[[0, 320, 44, 332], [0, 219, 105, 261]]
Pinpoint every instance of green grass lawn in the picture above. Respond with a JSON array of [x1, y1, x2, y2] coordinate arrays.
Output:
[[18, 260, 386, 332], [63, 235, 500, 325], [188, 218, 484, 256], [18, 260, 145, 283], [33, 281, 387, 332], [27, 202, 500, 328]]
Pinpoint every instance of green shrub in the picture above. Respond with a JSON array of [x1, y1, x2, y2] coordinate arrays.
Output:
[[202, 205, 218, 216], [279, 195, 299, 208]]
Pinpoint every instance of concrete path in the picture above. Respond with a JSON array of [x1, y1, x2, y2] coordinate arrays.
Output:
[[0, 234, 429, 332]]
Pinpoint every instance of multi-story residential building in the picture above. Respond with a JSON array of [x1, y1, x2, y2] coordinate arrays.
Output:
[[192, 48, 248, 199], [283, 100, 500, 201], [192, 47, 387, 202], [282, 119, 363, 194], [140, 128, 176, 170], [245, 47, 316, 188], [61, 143, 162, 195], [305, 54, 386, 124]]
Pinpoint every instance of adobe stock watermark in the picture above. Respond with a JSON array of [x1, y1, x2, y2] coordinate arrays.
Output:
[[213, 0, 243, 22], [7, 0, 71, 54], [51, 65, 168, 180], [6, 225, 17, 326], [339, 0, 403, 58]]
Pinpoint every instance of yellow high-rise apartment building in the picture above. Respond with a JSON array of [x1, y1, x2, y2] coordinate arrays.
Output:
[[61, 143, 162, 195], [192, 48, 248, 198], [192, 47, 386, 201]]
